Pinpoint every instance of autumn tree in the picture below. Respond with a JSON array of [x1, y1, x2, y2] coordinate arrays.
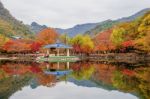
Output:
[[59, 34, 70, 44], [70, 34, 94, 54], [0, 19, 15, 37], [30, 41, 42, 52], [0, 34, 9, 51], [3, 40, 31, 53], [134, 12, 150, 51], [36, 28, 58, 45], [94, 29, 115, 52], [109, 11, 150, 53], [111, 27, 126, 47]]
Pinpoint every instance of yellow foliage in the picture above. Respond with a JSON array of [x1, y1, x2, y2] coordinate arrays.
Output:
[[0, 19, 15, 36], [0, 34, 9, 48]]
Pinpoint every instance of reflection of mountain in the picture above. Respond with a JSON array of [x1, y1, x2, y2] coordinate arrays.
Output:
[[30, 78, 39, 89], [67, 78, 116, 91], [68, 78, 98, 87]]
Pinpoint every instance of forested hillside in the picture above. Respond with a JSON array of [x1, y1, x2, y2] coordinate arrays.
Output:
[[86, 8, 150, 36], [0, 1, 33, 38]]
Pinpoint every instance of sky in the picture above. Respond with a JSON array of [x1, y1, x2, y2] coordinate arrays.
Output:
[[1, 0, 150, 28]]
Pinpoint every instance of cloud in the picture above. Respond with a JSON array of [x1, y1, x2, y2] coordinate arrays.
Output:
[[1, 0, 150, 28]]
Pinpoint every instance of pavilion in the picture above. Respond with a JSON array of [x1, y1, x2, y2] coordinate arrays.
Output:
[[43, 43, 73, 57]]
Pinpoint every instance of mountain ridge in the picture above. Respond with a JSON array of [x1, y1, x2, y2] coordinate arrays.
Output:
[[29, 22, 47, 34], [29, 8, 150, 37], [85, 8, 150, 36]]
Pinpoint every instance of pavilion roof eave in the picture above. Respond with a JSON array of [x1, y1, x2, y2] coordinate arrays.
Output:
[[43, 43, 73, 49]]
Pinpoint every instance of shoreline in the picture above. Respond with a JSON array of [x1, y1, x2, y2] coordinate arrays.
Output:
[[0, 53, 150, 62]]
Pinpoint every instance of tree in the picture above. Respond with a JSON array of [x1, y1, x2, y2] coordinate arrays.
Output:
[[134, 12, 150, 52], [71, 34, 94, 53], [0, 34, 9, 50], [111, 27, 126, 47], [80, 35, 94, 53], [3, 40, 31, 53], [59, 34, 70, 44], [0, 19, 15, 37], [30, 41, 42, 52], [94, 29, 115, 52], [36, 28, 58, 45]]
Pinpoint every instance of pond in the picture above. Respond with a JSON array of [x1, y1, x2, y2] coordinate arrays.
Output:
[[0, 60, 149, 99]]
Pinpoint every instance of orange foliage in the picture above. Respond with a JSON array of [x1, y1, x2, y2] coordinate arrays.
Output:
[[37, 73, 56, 87], [37, 28, 58, 45], [3, 39, 31, 53], [3, 39, 42, 53], [94, 29, 115, 51]]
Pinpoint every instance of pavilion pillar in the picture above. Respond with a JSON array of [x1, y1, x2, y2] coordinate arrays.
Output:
[[46, 49, 49, 55], [57, 48, 60, 56], [67, 49, 70, 56], [57, 62, 60, 70], [46, 64, 50, 70], [67, 62, 70, 69]]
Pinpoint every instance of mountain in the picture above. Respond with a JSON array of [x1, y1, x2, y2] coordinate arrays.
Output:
[[55, 22, 100, 37], [30, 8, 150, 37], [85, 20, 116, 36], [85, 8, 150, 36], [117, 8, 150, 22], [30, 22, 100, 37], [0, 1, 33, 38], [29, 22, 47, 34]]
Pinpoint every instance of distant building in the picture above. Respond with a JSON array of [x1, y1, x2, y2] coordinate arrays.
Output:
[[11, 36, 22, 40]]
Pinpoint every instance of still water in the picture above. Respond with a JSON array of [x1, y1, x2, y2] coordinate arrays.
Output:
[[0, 61, 149, 99]]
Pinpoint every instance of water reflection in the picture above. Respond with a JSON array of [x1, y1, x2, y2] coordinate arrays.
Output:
[[10, 82, 137, 99], [0, 61, 149, 99]]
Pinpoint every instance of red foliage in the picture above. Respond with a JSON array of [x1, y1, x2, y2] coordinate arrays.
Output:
[[30, 41, 42, 52], [122, 40, 134, 48], [122, 69, 135, 76], [73, 44, 82, 53], [30, 66, 42, 73]]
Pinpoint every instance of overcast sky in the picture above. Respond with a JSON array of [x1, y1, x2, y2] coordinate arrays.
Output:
[[1, 0, 150, 28]]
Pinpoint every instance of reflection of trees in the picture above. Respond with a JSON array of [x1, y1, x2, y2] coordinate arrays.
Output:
[[37, 73, 56, 87], [92, 64, 116, 85], [0, 69, 9, 80], [0, 62, 57, 99], [135, 67, 150, 99], [112, 71, 138, 91], [0, 74, 32, 99], [0, 63, 32, 76], [0, 61, 150, 99], [91, 63, 116, 90], [71, 62, 95, 80], [112, 67, 150, 99]]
